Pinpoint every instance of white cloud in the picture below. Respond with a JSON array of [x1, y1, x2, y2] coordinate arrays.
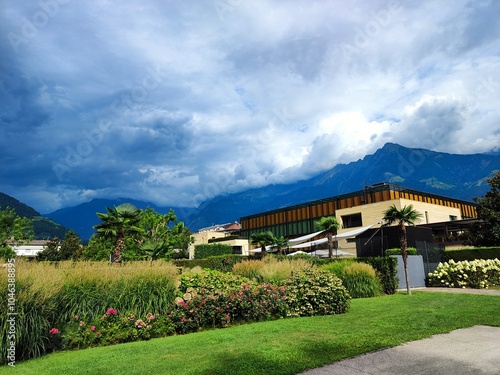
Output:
[[1, 0, 499, 212]]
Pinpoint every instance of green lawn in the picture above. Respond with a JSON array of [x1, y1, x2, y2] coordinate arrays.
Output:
[[3, 292, 500, 375]]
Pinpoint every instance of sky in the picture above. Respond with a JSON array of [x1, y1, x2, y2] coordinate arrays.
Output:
[[1, 0, 499, 214]]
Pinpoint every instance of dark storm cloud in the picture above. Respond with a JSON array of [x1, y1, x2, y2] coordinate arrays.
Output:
[[0, 0, 498, 212]]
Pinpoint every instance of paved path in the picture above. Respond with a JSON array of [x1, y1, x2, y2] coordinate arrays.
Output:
[[299, 288, 500, 375], [298, 326, 500, 375], [415, 286, 500, 296]]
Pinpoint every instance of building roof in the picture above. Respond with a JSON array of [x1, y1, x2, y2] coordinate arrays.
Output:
[[198, 222, 241, 233], [417, 218, 481, 231], [240, 182, 476, 220]]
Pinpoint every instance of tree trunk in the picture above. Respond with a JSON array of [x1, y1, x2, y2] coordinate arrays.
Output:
[[113, 232, 124, 264], [400, 223, 411, 295], [261, 245, 267, 258], [328, 232, 333, 258]]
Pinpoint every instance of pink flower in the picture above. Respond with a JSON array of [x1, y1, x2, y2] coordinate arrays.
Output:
[[73, 315, 78, 320], [106, 307, 117, 315], [79, 321, 85, 327], [49, 328, 59, 335], [91, 325, 96, 332]]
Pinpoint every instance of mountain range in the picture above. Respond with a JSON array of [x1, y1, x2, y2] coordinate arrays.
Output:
[[0, 192, 71, 240], [3, 143, 499, 240]]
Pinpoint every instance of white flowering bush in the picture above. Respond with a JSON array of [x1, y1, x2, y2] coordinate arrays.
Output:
[[428, 258, 500, 289]]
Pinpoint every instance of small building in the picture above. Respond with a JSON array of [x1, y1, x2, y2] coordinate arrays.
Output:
[[12, 240, 50, 258], [188, 222, 250, 259]]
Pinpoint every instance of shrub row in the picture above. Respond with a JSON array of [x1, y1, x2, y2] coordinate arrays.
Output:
[[427, 259, 500, 289], [443, 247, 500, 262], [265, 255, 398, 295], [1, 261, 351, 364], [385, 247, 417, 256], [174, 254, 245, 272], [193, 244, 233, 259]]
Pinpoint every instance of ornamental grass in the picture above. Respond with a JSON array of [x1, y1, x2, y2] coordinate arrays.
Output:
[[0, 259, 179, 363], [232, 257, 314, 283]]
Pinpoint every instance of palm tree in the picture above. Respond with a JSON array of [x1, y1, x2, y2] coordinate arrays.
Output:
[[272, 235, 289, 255], [93, 203, 144, 263], [382, 204, 423, 295], [315, 216, 340, 258], [250, 231, 276, 258]]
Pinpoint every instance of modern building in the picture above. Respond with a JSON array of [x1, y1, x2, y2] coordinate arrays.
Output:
[[240, 183, 477, 256], [188, 222, 250, 259]]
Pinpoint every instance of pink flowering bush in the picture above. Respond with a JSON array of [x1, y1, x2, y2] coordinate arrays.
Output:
[[63, 308, 176, 349]]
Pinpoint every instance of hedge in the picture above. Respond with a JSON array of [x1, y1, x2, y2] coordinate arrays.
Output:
[[275, 255, 398, 295], [358, 256, 398, 295], [385, 247, 417, 256], [194, 244, 232, 259], [443, 247, 500, 262], [174, 254, 245, 272]]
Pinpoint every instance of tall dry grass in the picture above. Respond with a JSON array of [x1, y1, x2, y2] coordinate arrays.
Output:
[[232, 257, 315, 284], [0, 259, 180, 363], [341, 262, 382, 298]]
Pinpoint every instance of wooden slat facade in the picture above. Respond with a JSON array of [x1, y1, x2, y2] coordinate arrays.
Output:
[[240, 183, 477, 238]]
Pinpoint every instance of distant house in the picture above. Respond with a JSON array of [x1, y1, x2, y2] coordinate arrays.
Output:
[[189, 222, 249, 259], [12, 240, 50, 258]]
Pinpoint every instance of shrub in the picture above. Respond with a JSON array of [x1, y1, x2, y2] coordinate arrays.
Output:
[[443, 247, 500, 262], [169, 282, 288, 333], [174, 254, 245, 272], [63, 308, 176, 349], [385, 247, 417, 256], [360, 256, 398, 295], [340, 263, 382, 298], [427, 259, 500, 289], [178, 269, 251, 295], [194, 244, 232, 259], [283, 269, 350, 317]]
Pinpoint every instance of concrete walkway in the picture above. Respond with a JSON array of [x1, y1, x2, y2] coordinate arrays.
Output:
[[415, 286, 500, 296], [299, 288, 500, 375]]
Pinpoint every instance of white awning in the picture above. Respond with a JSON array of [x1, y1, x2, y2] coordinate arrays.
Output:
[[290, 237, 328, 249], [288, 229, 325, 245], [289, 224, 375, 249]]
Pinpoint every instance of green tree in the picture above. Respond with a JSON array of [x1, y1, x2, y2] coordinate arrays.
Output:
[[468, 172, 500, 246], [93, 203, 144, 263], [36, 238, 61, 261], [0, 207, 34, 260], [167, 221, 193, 259], [250, 231, 276, 258], [382, 204, 423, 295], [315, 216, 340, 258], [272, 235, 289, 255], [137, 207, 177, 260], [37, 231, 82, 261], [59, 230, 82, 260], [82, 235, 114, 261]]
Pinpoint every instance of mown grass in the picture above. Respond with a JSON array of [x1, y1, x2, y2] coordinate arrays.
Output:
[[3, 292, 499, 375]]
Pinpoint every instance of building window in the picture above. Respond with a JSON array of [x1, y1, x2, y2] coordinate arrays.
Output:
[[232, 246, 242, 255], [449, 215, 457, 221], [341, 213, 362, 228]]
